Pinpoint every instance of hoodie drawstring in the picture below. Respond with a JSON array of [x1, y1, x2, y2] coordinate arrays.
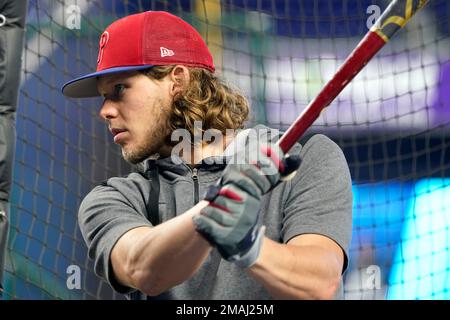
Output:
[[146, 159, 160, 226]]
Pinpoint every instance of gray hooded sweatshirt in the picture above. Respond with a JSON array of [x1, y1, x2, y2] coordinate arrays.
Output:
[[78, 125, 353, 300]]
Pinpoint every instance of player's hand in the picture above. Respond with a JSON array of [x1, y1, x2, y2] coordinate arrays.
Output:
[[192, 144, 301, 268]]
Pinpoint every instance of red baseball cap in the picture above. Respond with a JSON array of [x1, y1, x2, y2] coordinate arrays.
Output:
[[62, 11, 215, 98]]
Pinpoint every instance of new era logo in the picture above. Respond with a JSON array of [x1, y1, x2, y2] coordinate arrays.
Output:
[[160, 47, 174, 57]]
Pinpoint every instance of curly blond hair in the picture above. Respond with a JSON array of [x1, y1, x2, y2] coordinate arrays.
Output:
[[142, 66, 249, 138]]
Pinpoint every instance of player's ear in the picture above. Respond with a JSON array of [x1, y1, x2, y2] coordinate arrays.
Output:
[[170, 65, 190, 97]]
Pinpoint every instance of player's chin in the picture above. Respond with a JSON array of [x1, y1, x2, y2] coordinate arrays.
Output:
[[121, 149, 141, 164], [121, 145, 153, 165]]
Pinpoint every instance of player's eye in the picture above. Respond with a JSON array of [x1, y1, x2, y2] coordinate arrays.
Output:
[[113, 84, 125, 98], [101, 84, 126, 102]]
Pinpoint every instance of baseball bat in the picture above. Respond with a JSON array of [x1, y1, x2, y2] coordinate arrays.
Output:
[[277, 0, 430, 153]]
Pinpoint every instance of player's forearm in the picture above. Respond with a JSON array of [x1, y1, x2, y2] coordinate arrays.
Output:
[[127, 201, 212, 296], [246, 237, 341, 299]]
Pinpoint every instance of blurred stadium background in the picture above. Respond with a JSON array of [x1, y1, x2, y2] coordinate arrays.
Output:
[[2, 0, 449, 299]]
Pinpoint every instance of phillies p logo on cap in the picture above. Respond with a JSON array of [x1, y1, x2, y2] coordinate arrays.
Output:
[[97, 31, 109, 64]]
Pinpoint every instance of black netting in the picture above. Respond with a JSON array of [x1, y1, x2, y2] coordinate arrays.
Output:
[[3, 0, 450, 299]]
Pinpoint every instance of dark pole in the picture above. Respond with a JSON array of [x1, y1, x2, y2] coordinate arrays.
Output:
[[0, 0, 28, 297]]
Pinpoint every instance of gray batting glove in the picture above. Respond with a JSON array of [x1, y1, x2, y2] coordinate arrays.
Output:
[[193, 144, 301, 268]]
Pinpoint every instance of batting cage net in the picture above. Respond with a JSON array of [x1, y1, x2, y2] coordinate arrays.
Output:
[[2, 0, 449, 299]]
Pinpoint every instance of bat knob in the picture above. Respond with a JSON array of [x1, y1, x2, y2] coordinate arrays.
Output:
[[280, 154, 302, 181]]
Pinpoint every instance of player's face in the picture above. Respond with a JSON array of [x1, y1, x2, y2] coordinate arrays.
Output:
[[97, 71, 173, 164]]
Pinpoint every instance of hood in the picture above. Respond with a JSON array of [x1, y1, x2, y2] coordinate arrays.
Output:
[[135, 124, 292, 177]]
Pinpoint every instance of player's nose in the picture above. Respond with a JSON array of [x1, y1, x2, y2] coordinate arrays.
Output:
[[99, 100, 119, 120]]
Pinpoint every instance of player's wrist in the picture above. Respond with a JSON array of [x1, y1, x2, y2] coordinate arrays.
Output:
[[224, 225, 266, 269]]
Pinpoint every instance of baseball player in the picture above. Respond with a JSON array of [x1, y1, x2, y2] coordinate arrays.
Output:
[[62, 11, 352, 300]]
